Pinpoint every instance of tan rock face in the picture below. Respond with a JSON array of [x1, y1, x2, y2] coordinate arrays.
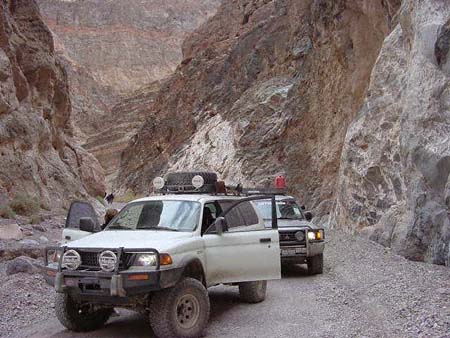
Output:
[[116, 0, 399, 205], [36, 0, 221, 184], [37, 0, 221, 94], [0, 0, 105, 210], [335, 0, 450, 266]]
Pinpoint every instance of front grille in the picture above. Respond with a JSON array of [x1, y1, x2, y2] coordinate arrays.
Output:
[[279, 230, 306, 247], [80, 252, 99, 267], [78, 251, 132, 270]]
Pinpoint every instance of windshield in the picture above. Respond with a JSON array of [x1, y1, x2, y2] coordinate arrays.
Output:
[[254, 199, 304, 220], [106, 200, 201, 232]]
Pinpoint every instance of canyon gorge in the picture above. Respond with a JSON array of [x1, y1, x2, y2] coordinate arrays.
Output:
[[1, 0, 449, 266]]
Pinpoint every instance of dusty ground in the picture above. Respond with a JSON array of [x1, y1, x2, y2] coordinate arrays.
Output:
[[1, 230, 449, 338]]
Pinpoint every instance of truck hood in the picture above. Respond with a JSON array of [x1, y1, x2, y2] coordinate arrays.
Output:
[[264, 219, 319, 229], [65, 230, 194, 251]]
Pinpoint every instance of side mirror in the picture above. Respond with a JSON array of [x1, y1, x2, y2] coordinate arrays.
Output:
[[304, 212, 313, 222], [214, 217, 227, 235], [79, 217, 96, 232]]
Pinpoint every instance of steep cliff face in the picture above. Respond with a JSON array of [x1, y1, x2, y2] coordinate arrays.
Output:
[[335, 0, 450, 266], [37, 0, 221, 95], [0, 0, 105, 210], [83, 80, 164, 187], [36, 0, 221, 182], [117, 0, 399, 212]]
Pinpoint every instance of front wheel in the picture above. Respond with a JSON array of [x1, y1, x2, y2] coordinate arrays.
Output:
[[307, 253, 324, 275], [239, 280, 267, 303], [149, 278, 210, 338], [55, 293, 113, 332]]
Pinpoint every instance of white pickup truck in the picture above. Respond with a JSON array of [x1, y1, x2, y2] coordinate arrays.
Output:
[[44, 172, 281, 338]]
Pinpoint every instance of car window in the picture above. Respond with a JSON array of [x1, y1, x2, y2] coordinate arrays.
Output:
[[237, 202, 259, 226], [219, 201, 245, 228], [106, 200, 201, 232], [254, 199, 304, 220], [217, 201, 259, 230]]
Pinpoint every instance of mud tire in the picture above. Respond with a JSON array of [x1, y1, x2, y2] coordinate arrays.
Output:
[[149, 278, 210, 338], [238, 280, 267, 303], [55, 293, 112, 332]]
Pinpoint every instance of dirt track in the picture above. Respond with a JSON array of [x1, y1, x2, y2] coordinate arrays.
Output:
[[3, 230, 450, 338]]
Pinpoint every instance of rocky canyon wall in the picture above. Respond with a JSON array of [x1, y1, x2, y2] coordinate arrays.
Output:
[[36, 0, 221, 183], [335, 0, 450, 266], [117, 0, 399, 214], [0, 0, 105, 210]]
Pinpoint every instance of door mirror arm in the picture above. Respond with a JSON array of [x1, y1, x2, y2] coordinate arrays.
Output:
[[304, 211, 313, 222], [213, 216, 227, 235]]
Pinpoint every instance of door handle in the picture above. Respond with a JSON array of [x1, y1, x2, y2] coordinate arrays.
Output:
[[65, 236, 71, 240], [260, 238, 271, 243]]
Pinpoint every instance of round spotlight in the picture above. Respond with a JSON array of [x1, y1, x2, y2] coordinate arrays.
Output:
[[99, 250, 118, 272], [192, 175, 205, 189], [153, 176, 165, 190], [62, 250, 81, 271], [295, 231, 305, 242]]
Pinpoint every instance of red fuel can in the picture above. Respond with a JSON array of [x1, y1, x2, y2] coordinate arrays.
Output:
[[275, 175, 286, 189]]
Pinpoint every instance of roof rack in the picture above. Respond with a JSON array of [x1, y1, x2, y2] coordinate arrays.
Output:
[[242, 187, 287, 196]]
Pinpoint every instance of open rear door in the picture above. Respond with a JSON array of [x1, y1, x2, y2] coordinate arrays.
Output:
[[62, 201, 100, 243]]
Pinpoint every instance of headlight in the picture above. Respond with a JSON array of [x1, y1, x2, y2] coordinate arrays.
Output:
[[62, 250, 81, 270], [307, 231, 316, 241], [307, 230, 325, 241], [133, 253, 157, 267]]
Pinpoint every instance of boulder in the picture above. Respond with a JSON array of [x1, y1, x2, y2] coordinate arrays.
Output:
[[0, 224, 23, 241], [6, 256, 39, 276]]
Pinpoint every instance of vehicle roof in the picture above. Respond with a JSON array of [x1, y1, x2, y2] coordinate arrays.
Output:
[[131, 194, 250, 204]]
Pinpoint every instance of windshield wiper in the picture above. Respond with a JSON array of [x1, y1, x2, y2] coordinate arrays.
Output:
[[107, 225, 130, 230], [137, 226, 178, 231]]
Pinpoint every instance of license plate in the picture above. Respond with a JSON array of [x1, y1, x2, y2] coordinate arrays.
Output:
[[281, 248, 296, 256], [295, 247, 306, 254]]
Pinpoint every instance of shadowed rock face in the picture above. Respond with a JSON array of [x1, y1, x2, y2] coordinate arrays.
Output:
[[0, 0, 105, 210], [335, 0, 450, 266], [116, 0, 399, 207]]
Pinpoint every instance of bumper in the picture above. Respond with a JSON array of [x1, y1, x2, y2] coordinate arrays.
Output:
[[43, 267, 184, 299], [280, 241, 324, 262]]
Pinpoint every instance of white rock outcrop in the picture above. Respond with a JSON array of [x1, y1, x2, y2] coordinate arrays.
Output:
[[335, 0, 450, 265]]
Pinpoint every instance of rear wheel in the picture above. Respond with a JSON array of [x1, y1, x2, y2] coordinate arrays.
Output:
[[55, 293, 112, 332], [149, 278, 210, 338], [238, 280, 267, 303], [307, 253, 324, 275]]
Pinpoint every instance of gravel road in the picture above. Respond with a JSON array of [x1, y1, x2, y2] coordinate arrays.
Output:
[[2, 230, 449, 338]]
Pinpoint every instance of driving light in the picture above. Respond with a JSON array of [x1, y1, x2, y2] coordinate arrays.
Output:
[[192, 175, 204, 189], [307, 231, 316, 241], [153, 176, 165, 190], [134, 253, 157, 267], [295, 231, 305, 242], [62, 250, 81, 271]]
